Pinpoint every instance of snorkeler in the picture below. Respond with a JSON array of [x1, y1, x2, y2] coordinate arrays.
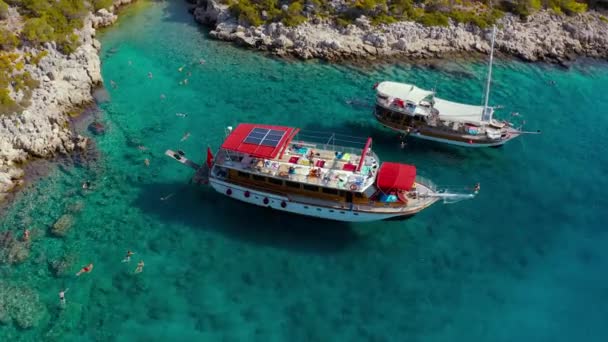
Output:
[[134, 260, 144, 274], [76, 263, 94, 276], [122, 250, 135, 263]]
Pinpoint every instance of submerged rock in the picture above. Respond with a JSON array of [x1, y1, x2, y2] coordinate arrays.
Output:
[[0, 282, 47, 329], [51, 214, 74, 237], [88, 121, 106, 135]]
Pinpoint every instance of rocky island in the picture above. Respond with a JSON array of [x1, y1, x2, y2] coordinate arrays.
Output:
[[192, 0, 608, 62], [0, 0, 136, 203]]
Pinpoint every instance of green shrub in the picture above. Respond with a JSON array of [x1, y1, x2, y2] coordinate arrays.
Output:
[[93, 0, 114, 11], [600, 15, 608, 23], [417, 12, 449, 26], [229, 1, 264, 26], [282, 1, 307, 27], [22, 17, 55, 44], [0, 28, 19, 50], [0, 0, 9, 20]]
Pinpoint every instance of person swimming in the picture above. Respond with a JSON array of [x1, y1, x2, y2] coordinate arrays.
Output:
[[59, 288, 68, 305], [134, 260, 144, 274], [122, 250, 135, 263], [23, 229, 30, 242], [148, 72, 153, 79], [175, 113, 188, 117], [199, 58, 205, 65], [82, 181, 91, 190], [180, 132, 191, 142], [144, 158, 150, 167], [160, 193, 174, 201], [178, 66, 184, 72], [110, 80, 117, 89], [160, 94, 166, 100], [76, 263, 94, 276]]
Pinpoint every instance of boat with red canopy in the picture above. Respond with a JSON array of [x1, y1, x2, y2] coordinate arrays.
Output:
[[166, 123, 477, 222]]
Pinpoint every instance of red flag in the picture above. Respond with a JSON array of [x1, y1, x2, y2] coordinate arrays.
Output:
[[206, 147, 214, 168]]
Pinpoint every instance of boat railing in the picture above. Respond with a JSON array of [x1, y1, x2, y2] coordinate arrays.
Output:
[[290, 140, 380, 165], [415, 175, 437, 191]]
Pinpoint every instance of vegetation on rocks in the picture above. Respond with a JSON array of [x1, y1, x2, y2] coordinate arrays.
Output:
[[0, 0, 94, 114], [220, 0, 598, 28]]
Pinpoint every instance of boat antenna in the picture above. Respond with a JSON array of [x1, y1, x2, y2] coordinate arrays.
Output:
[[482, 25, 496, 122]]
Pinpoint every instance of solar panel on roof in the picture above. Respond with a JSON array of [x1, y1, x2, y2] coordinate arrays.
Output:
[[243, 127, 287, 148]]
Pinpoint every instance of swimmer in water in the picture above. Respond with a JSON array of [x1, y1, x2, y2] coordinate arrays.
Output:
[[134, 260, 144, 274], [59, 288, 68, 305], [144, 158, 150, 167], [122, 250, 135, 263], [175, 113, 188, 117], [183, 79, 188, 85], [137, 145, 148, 151], [76, 263, 94, 276], [199, 58, 205, 65], [110, 80, 117, 89], [178, 66, 184, 72], [148, 72, 153, 79], [82, 181, 91, 190], [160, 94, 166, 100], [128, 60, 132, 66], [23, 229, 30, 242], [400, 141, 406, 149], [180, 132, 191, 142], [160, 193, 174, 201]]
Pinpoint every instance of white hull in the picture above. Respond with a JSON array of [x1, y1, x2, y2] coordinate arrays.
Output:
[[209, 179, 413, 222], [385, 125, 520, 148]]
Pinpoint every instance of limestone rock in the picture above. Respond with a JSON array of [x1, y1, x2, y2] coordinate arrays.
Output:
[[51, 214, 74, 237]]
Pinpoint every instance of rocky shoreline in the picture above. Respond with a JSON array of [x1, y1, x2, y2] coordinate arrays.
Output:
[[0, 0, 136, 203], [192, 0, 608, 64]]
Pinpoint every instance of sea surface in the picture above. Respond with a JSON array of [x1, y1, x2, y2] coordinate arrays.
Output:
[[1, 1, 607, 341]]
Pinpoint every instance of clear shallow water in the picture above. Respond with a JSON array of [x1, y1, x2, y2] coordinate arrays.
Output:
[[1, 1, 608, 340]]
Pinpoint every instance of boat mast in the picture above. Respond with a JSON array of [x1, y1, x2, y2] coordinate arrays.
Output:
[[483, 25, 496, 122]]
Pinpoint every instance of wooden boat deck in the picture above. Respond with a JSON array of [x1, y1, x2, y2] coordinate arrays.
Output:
[[216, 141, 380, 192]]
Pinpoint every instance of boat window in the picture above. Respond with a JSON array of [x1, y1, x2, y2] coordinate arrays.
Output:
[[237, 171, 250, 178], [252, 175, 266, 182], [285, 181, 300, 189], [303, 184, 319, 192], [268, 178, 283, 186], [322, 188, 339, 195]]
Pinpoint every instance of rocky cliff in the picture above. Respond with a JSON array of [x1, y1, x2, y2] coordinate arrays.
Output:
[[192, 0, 608, 63], [0, 1, 136, 203]]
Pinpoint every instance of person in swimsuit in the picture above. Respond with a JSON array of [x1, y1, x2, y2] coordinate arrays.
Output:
[[23, 229, 30, 242], [148, 72, 153, 79], [76, 263, 94, 276], [134, 260, 144, 274], [122, 250, 135, 263], [59, 288, 68, 305]]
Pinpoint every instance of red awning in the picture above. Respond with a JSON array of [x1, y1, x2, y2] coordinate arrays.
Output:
[[376, 162, 416, 192], [220, 123, 298, 159]]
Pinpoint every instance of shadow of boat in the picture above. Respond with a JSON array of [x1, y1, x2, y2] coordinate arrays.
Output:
[[132, 182, 359, 254]]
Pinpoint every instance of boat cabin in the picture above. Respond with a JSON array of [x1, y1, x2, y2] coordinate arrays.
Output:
[[211, 124, 419, 206]]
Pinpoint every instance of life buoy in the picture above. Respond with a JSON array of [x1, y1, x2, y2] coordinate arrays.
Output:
[[280, 201, 287, 208], [244, 191, 250, 198], [349, 183, 358, 191], [263, 197, 269, 205], [226, 188, 232, 195]]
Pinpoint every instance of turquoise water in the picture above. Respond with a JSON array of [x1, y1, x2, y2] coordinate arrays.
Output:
[[1, 1, 608, 340]]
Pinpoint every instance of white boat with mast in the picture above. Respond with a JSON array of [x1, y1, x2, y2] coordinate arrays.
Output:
[[372, 25, 540, 147], [165, 123, 478, 222]]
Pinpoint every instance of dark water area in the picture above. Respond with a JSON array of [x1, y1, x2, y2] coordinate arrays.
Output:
[[1, 1, 607, 340]]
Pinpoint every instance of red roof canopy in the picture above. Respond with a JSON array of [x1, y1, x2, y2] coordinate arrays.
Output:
[[376, 162, 417, 192], [220, 123, 298, 159]]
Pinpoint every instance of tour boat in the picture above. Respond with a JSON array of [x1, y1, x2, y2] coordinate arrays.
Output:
[[372, 26, 540, 148], [165, 123, 477, 222]]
